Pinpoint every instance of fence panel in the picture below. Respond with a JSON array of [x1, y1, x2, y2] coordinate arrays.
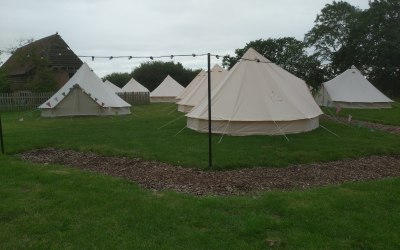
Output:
[[0, 91, 150, 112], [0, 92, 54, 112], [117, 92, 150, 105]]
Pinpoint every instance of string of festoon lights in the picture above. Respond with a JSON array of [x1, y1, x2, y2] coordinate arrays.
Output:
[[76, 53, 276, 64], [0, 49, 278, 64], [0, 50, 218, 60], [80, 53, 212, 61]]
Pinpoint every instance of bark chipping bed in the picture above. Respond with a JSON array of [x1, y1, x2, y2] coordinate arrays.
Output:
[[20, 148, 400, 196]]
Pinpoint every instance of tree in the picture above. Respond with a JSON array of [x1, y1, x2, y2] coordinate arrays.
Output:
[[2, 38, 59, 92], [22, 45, 58, 92], [0, 51, 10, 92], [132, 61, 200, 91], [102, 72, 131, 88], [333, 0, 400, 96], [0, 69, 10, 93], [0, 39, 34, 93], [24, 62, 58, 92], [222, 38, 327, 90], [304, 1, 361, 65]]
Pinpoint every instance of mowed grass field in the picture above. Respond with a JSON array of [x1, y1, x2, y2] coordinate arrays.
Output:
[[1, 103, 400, 248], [2, 103, 400, 169]]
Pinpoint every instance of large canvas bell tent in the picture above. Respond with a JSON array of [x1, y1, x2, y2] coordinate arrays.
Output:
[[121, 78, 149, 93], [39, 63, 131, 117], [177, 65, 228, 113], [150, 75, 184, 102], [315, 66, 393, 108], [186, 48, 323, 136]]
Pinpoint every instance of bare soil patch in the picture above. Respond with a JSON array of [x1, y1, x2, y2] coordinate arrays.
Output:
[[19, 148, 400, 196]]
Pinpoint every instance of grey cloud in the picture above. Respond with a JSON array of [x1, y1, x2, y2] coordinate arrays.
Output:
[[0, 0, 370, 77]]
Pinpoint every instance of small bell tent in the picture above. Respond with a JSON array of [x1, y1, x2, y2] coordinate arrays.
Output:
[[177, 65, 228, 113], [150, 75, 184, 102], [175, 70, 207, 101], [315, 66, 393, 108], [122, 78, 149, 93], [39, 63, 131, 117], [104, 80, 122, 93]]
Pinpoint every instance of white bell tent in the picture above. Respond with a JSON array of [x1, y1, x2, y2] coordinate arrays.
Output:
[[121, 78, 149, 93], [175, 70, 207, 101], [177, 65, 228, 113], [39, 63, 131, 117], [315, 66, 393, 108], [150, 75, 184, 102], [103, 80, 122, 93], [186, 48, 323, 136]]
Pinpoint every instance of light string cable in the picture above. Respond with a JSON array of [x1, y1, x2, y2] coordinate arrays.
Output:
[[2, 49, 279, 64], [78, 53, 211, 61]]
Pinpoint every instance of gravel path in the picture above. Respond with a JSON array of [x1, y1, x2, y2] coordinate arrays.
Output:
[[19, 148, 400, 196], [323, 114, 400, 135]]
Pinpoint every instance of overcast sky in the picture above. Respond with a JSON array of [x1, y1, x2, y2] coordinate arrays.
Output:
[[0, 0, 369, 77]]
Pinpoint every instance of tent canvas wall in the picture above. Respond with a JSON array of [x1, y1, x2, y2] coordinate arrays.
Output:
[[150, 75, 184, 102], [39, 63, 131, 117], [122, 78, 149, 93], [177, 65, 228, 113], [315, 66, 393, 108], [186, 48, 323, 136], [175, 70, 206, 101], [104, 80, 122, 93]]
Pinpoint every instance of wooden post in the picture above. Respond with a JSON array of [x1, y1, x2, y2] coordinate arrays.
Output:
[[0, 113, 4, 154]]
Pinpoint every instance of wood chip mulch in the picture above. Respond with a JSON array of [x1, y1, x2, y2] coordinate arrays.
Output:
[[19, 148, 400, 196]]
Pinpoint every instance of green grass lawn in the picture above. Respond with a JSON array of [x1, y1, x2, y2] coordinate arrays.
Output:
[[322, 101, 400, 126], [1, 156, 399, 249], [2, 103, 400, 169], [1, 104, 400, 248]]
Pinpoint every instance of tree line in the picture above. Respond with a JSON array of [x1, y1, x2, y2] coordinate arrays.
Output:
[[223, 0, 399, 97], [103, 61, 200, 92]]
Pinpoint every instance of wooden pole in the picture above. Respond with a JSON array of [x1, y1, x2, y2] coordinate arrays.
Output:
[[0, 113, 4, 154]]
